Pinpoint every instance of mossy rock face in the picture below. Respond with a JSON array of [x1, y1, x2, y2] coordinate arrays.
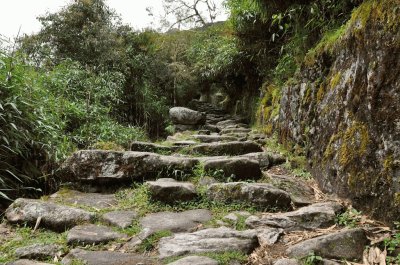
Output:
[[275, 0, 400, 222]]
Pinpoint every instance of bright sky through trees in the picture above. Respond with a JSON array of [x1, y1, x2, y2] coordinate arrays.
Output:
[[0, 0, 227, 39]]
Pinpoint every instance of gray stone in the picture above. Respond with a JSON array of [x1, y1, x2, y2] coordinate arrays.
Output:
[[123, 209, 212, 250], [61, 248, 157, 265], [170, 107, 206, 125], [207, 182, 292, 210], [67, 224, 127, 245], [102, 210, 138, 229], [60, 150, 198, 184], [203, 157, 262, 180], [146, 178, 197, 203], [158, 227, 258, 259], [5, 199, 94, 231], [174, 124, 198, 132], [257, 228, 284, 246], [246, 202, 342, 231], [172, 140, 198, 146], [190, 141, 263, 156], [219, 128, 251, 135], [264, 174, 315, 206], [49, 190, 117, 209], [192, 135, 238, 143], [223, 211, 251, 223], [130, 141, 176, 153], [15, 244, 62, 260], [167, 256, 218, 265], [197, 130, 211, 135], [273, 259, 299, 265], [241, 152, 272, 169], [286, 228, 369, 261], [7, 260, 54, 265], [216, 120, 248, 130]]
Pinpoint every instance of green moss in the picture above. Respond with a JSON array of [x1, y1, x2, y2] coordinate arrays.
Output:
[[338, 122, 370, 167], [394, 193, 400, 206], [316, 84, 325, 102], [304, 25, 346, 66], [329, 72, 342, 90]]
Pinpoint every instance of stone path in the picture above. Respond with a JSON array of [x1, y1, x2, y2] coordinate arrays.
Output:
[[0, 100, 385, 265]]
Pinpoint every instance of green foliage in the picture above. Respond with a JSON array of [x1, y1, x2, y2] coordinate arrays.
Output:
[[302, 252, 323, 265], [384, 222, 400, 264], [0, 226, 67, 263], [137, 230, 172, 252], [335, 208, 362, 228]]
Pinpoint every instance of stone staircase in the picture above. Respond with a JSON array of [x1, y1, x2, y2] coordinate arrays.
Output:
[[0, 102, 388, 265]]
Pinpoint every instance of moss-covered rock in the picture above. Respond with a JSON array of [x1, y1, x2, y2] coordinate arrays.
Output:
[[274, 0, 400, 222]]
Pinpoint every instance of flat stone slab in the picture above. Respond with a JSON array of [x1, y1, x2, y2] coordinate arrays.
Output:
[[190, 141, 263, 156], [62, 249, 157, 265], [15, 243, 63, 260], [5, 198, 94, 231], [274, 259, 299, 265], [123, 209, 212, 250], [168, 256, 218, 265], [207, 182, 292, 210], [286, 228, 369, 261], [146, 178, 197, 203], [158, 227, 258, 259], [264, 174, 315, 206], [246, 202, 342, 231], [130, 141, 176, 153], [60, 150, 198, 184], [203, 157, 261, 180], [257, 228, 284, 246], [49, 190, 117, 209], [219, 128, 252, 135], [102, 210, 138, 229], [192, 135, 238, 143], [7, 260, 54, 265], [67, 224, 127, 245]]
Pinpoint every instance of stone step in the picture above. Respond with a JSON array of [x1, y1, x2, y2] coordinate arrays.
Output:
[[5, 198, 95, 231], [188, 141, 263, 156], [62, 249, 158, 265], [66, 224, 127, 245], [245, 202, 343, 231], [60, 150, 284, 188], [207, 182, 293, 211], [158, 227, 259, 259], [123, 209, 212, 251], [286, 228, 368, 261]]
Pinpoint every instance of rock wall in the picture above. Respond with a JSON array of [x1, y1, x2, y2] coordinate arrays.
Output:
[[276, 0, 400, 222]]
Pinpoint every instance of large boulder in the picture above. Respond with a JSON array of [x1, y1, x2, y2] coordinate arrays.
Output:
[[203, 157, 262, 180], [246, 202, 343, 231], [190, 141, 263, 156], [158, 227, 258, 259], [286, 228, 369, 261], [146, 178, 197, 203], [207, 182, 292, 210], [60, 150, 199, 185], [5, 199, 94, 231], [62, 249, 157, 265], [169, 107, 206, 125]]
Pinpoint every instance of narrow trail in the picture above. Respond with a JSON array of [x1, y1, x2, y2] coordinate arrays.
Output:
[[1, 101, 390, 265]]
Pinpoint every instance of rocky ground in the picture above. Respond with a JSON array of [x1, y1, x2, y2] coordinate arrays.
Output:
[[0, 101, 397, 265]]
